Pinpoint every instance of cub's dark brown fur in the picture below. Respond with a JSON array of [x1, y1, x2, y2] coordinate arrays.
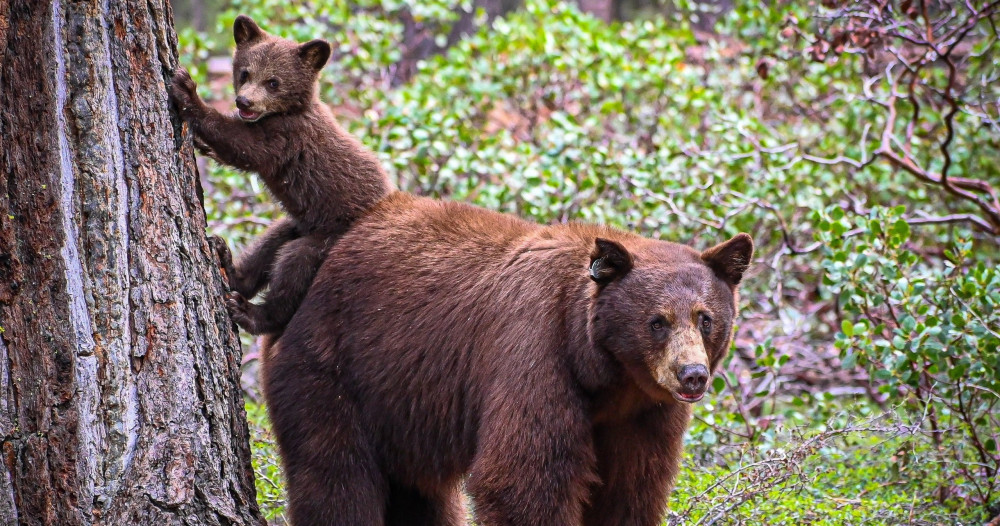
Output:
[[267, 191, 753, 525], [170, 15, 393, 334]]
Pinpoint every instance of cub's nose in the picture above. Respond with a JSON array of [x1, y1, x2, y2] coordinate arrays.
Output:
[[677, 364, 709, 394], [235, 96, 252, 110]]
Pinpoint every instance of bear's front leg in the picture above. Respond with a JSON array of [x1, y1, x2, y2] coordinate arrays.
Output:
[[169, 67, 209, 120], [467, 382, 596, 526], [192, 135, 223, 163], [583, 405, 690, 526], [168, 68, 277, 172]]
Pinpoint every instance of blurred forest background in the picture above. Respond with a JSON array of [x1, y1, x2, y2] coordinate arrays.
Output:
[[170, 0, 999, 523]]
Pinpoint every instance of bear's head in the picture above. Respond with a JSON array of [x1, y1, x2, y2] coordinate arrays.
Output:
[[229, 15, 332, 122], [588, 233, 753, 404]]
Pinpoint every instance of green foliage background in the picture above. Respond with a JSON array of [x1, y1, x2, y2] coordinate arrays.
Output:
[[178, 0, 1000, 523]]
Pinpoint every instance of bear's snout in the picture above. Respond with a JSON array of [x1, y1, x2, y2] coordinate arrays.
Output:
[[676, 364, 709, 399], [650, 326, 711, 403], [235, 94, 264, 121]]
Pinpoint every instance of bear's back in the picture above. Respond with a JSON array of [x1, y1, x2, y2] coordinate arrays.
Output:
[[283, 192, 598, 487], [297, 192, 562, 357]]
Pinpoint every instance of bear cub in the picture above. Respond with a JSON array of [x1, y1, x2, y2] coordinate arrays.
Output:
[[267, 191, 754, 525], [170, 15, 393, 334]]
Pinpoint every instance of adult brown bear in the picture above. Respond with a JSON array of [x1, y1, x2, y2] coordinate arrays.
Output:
[[265, 191, 753, 525]]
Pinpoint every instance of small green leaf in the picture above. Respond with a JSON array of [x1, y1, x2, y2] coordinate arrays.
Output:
[[841, 319, 854, 337], [841, 353, 857, 369], [891, 219, 910, 239]]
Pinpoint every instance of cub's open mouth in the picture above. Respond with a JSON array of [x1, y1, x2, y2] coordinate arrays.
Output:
[[672, 392, 705, 403], [238, 108, 262, 121]]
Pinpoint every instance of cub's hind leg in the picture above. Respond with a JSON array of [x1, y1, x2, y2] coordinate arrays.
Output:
[[227, 233, 327, 334], [214, 217, 300, 298]]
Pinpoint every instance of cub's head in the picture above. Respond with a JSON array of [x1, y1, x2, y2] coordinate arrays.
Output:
[[229, 15, 331, 122], [589, 233, 753, 404]]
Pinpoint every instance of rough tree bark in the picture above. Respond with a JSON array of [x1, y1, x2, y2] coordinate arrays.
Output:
[[0, 1, 263, 525]]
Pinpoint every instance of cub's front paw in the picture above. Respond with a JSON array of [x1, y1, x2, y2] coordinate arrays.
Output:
[[225, 291, 259, 334], [208, 235, 235, 272], [169, 67, 201, 115]]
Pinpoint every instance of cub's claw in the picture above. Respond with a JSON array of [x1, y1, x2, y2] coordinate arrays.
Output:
[[208, 235, 234, 269], [173, 67, 197, 95], [208, 235, 238, 288], [225, 291, 257, 333], [169, 67, 200, 113]]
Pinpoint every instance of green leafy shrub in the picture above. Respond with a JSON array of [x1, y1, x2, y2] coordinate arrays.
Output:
[[177, 0, 1000, 521], [819, 204, 1000, 507], [245, 403, 286, 520]]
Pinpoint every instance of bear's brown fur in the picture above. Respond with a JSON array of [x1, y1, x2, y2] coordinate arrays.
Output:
[[266, 191, 753, 525], [169, 15, 393, 335]]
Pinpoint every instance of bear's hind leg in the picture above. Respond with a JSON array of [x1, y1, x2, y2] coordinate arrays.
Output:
[[264, 353, 386, 526]]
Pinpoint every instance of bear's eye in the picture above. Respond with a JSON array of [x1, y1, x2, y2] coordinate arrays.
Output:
[[267, 78, 280, 90], [699, 313, 713, 336], [239, 70, 249, 83], [649, 316, 668, 333]]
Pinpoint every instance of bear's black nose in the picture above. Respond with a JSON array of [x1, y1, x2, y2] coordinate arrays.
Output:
[[677, 364, 709, 394], [235, 96, 251, 110]]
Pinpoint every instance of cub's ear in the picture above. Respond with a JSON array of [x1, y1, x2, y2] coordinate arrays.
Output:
[[589, 238, 633, 285], [298, 39, 332, 72], [234, 15, 265, 46], [701, 233, 754, 286]]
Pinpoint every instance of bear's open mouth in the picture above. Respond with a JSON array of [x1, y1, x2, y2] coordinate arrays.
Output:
[[673, 391, 705, 403], [238, 108, 263, 122]]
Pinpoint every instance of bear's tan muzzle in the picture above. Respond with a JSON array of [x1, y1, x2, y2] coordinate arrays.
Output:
[[654, 327, 710, 403]]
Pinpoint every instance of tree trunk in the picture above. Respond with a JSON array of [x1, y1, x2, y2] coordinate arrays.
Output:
[[0, 1, 263, 525]]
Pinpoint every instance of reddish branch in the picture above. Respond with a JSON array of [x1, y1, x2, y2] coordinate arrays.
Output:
[[815, 0, 1000, 236]]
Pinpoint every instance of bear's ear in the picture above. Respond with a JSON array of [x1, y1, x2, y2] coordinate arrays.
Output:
[[589, 238, 633, 285], [298, 39, 332, 72], [234, 15, 265, 47], [701, 233, 754, 286]]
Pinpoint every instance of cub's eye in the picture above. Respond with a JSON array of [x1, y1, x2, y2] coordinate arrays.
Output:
[[239, 70, 249, 83], [267, 78, 280, 90], [649, 316, 668, 333], [699, 313, 713, 336]]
